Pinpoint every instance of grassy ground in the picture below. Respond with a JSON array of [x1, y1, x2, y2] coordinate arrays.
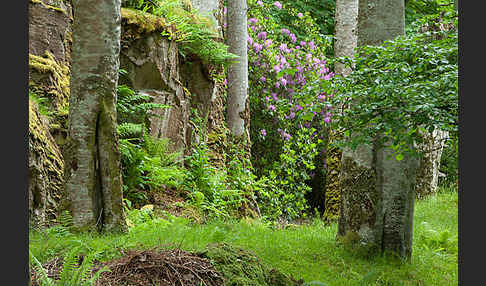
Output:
[[29, 185, 457, 286]]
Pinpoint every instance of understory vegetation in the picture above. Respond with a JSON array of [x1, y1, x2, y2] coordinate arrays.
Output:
[[29, 0, 458, 284], [30, 186, 457, 285]]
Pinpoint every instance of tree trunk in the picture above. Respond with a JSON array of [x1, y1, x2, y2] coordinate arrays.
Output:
[[226, 0, 249, 139], [334, 0, 359, 76], [337, 0, 418, 260], [64, 0, 127, 233], [323, 0, 360, 220]]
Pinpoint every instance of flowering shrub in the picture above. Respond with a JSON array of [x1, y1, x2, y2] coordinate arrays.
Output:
[[246, 0, 335, 219]]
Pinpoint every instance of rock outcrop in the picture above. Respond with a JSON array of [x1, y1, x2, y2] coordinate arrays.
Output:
[[28, 0, 73, 227], [28, 2, 229, 225], [119, 8, 228, 164], [29, 98, 64, 228]]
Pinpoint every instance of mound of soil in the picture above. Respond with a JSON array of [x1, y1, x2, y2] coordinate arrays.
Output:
[[31, 248, 224, 286], [31, 243, 302, 286]]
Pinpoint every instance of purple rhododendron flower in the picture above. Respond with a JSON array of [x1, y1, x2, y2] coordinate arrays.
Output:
[[273, 65, 281, 73], [247, 36, 253, 45], [253, 43, 263, 52], [289, 111, 296, 119], [275, 82, 281, 88], [280, 78, 287, 86], [224, 79, 227, 85], [260, 76, 266, 82], [308, 41, 316, 50], [257, 0, 264, 7], [300, 41, 306, 46], [272, 93, 278, 100], [279, 43, 288, 52], [281, 28, 290, 36], [290, 33, 297, 43], [297, 12, 304, 18], [248, 18, 258, 25], [269, 104, 276, 111], [274, 1, 282, 9], [323, 72, 334, 80], [265, 39, 273, 48], [261, 129, 267, 136], [324, 116, 331, 123], [295, 104, 303, 111], [257, 31, 267, 40]]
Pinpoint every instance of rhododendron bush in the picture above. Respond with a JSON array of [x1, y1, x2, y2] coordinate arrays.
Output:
[[244, 0, 335, 219]]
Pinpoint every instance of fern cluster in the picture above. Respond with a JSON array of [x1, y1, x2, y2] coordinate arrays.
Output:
[[183, 111, 249, 219], [29, 247, 108, 286], [119, 135, 185, 206], [116, 83, 169, 135]]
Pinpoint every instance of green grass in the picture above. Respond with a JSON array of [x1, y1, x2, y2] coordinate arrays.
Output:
[[29, 186, 457, 286]]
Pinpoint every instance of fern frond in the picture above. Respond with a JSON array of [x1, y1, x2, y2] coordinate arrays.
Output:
[[59, 246, 81, 284], [29, 250, 54, 286], [117, 122, 144, 139]]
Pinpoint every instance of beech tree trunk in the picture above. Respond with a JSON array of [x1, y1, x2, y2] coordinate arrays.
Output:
[[334, 0, 359, 77], [64, 0, 127, 233], [337, 0, 419, 260], [226, 0, 249, 139]]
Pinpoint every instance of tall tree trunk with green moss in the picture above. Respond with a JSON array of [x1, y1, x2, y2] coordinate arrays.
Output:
[[337, 0, 419, 260], [64, 0, 127, 233], [226, 0, 249, 142]]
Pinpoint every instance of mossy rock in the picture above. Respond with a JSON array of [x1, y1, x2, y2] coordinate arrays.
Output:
[[29, 98, 64, 228], [201, 243, 302, 286], [29, 51, 70, 116]]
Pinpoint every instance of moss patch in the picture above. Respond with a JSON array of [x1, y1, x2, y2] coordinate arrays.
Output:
[[29, 98, 64, 226], [339, 154, 377, 231], [201, 243, 302, 286], [323, 130, 343, 221], [29, 51, 70, 116], [121, 8, 172, 35]]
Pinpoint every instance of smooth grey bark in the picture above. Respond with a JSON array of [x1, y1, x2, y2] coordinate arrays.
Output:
[[334, 0, 359, 76], [226, 0, 248, 137], [338, 0, 418, 260], [65, 0, 127, 233]]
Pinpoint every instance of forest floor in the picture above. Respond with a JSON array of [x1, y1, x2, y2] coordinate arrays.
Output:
[[29, 185, 457, 286]]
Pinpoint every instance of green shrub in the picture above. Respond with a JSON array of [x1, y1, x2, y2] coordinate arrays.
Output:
[[329, 11, 457, 158]]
